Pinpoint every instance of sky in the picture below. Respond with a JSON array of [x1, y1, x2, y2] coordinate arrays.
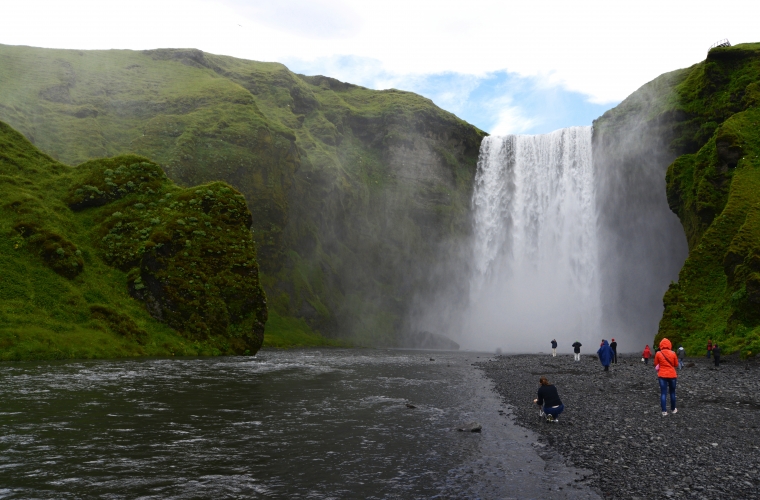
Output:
[[2, 0, 758, 135]]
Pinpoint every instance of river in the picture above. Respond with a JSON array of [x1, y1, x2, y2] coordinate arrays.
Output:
[[0, 349, 598, 499]]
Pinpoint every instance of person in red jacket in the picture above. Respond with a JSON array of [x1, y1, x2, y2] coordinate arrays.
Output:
[[655, 338, 679, 416], [707, 339, 713, 359], [642, 345, 652, 365]]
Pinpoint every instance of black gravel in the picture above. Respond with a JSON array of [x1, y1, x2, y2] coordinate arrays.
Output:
[[479, 353, 760, 499]]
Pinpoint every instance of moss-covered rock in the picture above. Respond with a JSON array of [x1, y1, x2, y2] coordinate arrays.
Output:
[[12, 221, 84, 279], [68, 155, 268, 354], [0, 120, 267, 359]]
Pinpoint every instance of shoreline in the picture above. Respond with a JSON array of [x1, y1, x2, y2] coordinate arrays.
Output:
[[479, 354, 760, 499]]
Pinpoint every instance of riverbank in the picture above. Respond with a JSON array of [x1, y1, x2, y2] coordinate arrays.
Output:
[[0, 312, 346, 361], [480, 354, 760, 499]]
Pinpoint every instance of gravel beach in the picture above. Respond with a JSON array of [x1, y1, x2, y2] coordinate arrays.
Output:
[[480, 353, 760, 499]]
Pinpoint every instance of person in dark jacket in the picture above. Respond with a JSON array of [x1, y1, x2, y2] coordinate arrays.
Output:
[[597, 340, 614, 371], [713, 344, 721, 367], [572, 341, 582, 362], [677, 345, 685, 369], [534, 376, 564, 422], [610, 338, 618, 363], [551, 339, 558, 357]]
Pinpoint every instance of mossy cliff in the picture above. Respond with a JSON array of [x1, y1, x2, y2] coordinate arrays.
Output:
[[596, 42, 760, 356], [0, 119, 268, 359], [0, 44, 484, 346]]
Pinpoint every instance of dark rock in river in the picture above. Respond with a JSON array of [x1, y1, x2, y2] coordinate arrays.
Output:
[[457, 422, 482, 433]]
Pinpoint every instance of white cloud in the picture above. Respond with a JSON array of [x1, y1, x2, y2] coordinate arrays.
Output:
[[489, 99, 539, 136], [1, 0, 757, 121]]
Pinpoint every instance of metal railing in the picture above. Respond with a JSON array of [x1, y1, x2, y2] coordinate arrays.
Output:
[[709, 39, 731, 50]]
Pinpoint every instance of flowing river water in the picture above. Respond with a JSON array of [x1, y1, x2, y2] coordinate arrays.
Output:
[[0, 349, 599, 499]]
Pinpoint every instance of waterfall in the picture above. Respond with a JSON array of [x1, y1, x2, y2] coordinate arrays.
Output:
[[466, 126, 600, 351]]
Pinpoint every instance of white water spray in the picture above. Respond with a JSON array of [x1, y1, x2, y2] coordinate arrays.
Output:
[[466, 126, 600, 351]]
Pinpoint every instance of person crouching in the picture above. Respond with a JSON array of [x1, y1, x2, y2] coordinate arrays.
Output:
[[534, 376, 564, 423]]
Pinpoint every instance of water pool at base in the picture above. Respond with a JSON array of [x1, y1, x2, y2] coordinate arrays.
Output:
[[0, 349, 597, 499]]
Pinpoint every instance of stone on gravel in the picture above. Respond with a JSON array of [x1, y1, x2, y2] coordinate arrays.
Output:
[[457, 422, 482, 432]]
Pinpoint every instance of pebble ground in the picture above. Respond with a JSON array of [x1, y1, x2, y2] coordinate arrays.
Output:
[[480, 353, 760, 499]]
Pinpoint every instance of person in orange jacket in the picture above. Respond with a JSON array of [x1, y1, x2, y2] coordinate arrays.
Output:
[[642, 345, 652, 365], [655, 338, 679, 416]]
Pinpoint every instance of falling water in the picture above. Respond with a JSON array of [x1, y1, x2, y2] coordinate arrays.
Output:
[[466, 126, 600, 351]]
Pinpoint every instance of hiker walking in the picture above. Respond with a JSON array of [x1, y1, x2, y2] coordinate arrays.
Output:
[[642, 345, 652, 365], [597, 340, 614, 372], [654, 338, 679, 416], [707, 339, 713, 359], [551, 339, 558, 357], [610, 338, 618, 363], [572, 340, 582, 362], [677, 345, 685, 369], [534, 376, 564, 423], [713, 344, 721, 367]]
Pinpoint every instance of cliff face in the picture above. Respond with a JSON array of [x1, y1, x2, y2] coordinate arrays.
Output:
[[592, 69, 691, 349], [0, 45, 485, 345], [0, 120, 267, 360], [659, 44, 760, 356], [595, 43, 760, 356]]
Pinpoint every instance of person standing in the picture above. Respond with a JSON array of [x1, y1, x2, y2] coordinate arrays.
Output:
[[610, 338, 618, 364], [654, 338, 679, 416], [713, 344, 721, 367], [534, 376, 564, 423], [551, 339, 558, 357], [642, 345, 652, 365], [572, 340, 582, 362], [677, 344, 685, 369], [707, 339, 713, 359], [597, 340, 614, 371]]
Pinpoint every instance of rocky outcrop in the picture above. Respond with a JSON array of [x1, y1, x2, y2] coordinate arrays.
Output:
[[0, 118, 267, 359], [67, 155, 268, 354]]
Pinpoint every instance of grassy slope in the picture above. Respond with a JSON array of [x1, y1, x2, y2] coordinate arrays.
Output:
[[0, 45, 484, 347], [0, 119, 278, 360], [656, 44, 760, 356]]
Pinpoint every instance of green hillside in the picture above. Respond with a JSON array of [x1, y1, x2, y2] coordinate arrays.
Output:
[[0, 44, 484, 347], [659, 43, 760, 356], [0, 119, 274, 360]]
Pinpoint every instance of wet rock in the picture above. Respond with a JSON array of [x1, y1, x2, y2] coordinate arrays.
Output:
[[457, 422, 482, 433], [405, 403, 417, 409]]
